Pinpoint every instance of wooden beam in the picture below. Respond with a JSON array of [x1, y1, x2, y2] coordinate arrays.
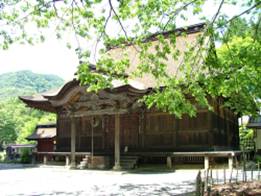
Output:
[[73, 108, 129, 117], [70, 116, 76, 168], [113, 113, 121, 170]]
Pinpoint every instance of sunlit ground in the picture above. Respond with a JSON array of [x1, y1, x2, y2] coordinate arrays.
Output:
[[0, 164, 197, 196], [0, 163, 259, 196]]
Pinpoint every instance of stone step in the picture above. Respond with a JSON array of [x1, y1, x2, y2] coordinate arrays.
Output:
[[82, 158, 88, 162], [119, 156, 139, 169], [78, 159, 88, 169]]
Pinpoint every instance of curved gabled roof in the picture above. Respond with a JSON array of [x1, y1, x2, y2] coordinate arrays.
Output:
[[19, 79, 148, 113]]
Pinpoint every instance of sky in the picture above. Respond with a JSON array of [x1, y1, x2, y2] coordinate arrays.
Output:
[[0, 1, 246, 81], [0, 39, 79, 81]]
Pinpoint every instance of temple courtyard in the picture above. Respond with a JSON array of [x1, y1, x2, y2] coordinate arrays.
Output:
[[0, 164, 259, 195], [0, 164, 198, 195]]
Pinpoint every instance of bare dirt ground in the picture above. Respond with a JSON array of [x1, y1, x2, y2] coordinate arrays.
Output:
[[0, 164, 197, 196], [209, 181, 261, 196]]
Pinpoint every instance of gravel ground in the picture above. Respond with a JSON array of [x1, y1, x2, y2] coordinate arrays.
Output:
[[0, 164, 197, 196], [0, 164, 259, 196]]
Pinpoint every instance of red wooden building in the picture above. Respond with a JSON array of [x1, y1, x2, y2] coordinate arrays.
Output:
[[20, 23, 240, 170], [27, 123, 56, 152]]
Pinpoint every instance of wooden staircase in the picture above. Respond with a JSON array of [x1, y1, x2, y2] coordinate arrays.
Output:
[[78, 155, 139, 170], [78, 155, 89, 169], [119, 156, 139, 170]]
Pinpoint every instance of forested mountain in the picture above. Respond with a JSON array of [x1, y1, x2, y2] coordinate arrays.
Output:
[[0, 71, 64, 146], [0, 70, 64, 100]]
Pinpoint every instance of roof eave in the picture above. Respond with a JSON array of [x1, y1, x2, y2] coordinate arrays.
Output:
[[19, 96, 56, 113]]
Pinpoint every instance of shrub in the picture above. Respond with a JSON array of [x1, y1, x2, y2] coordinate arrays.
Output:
[[0, 151, 6, 162], [255, 155, 261, 163], [20, 148, 31, 164]]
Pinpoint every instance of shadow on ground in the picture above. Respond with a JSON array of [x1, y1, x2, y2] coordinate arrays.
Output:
[[0, 163, 37, 170]]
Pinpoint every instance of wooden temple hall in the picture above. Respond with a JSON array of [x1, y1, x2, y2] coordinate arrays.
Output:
[[20, 24, 240, 170]]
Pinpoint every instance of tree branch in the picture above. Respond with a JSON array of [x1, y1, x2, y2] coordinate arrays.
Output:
[[162, 0, 199, 32], [225, 1, 261, 25], [71, 0, 81, 50], [108, 0, 128, 40], [94, 7, 112, 62]]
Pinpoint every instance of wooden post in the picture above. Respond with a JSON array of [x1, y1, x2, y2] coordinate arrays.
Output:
[[216, 169, 219, 184], [251, 169, 253, 181], [43, 155, 47, 165], [223, 169, 226, 184], [204, 156, 209, 170], [228, 156, 233, 170], [113, 113, 121, 170], [195, 170, 202, 196], [70, 116, 76, 169], [167, 156, 172, 169], [205, 169, 209, 191], [229, 167, 233, 183], [65, 156, 70, 166], [257, 161, 261, 180]]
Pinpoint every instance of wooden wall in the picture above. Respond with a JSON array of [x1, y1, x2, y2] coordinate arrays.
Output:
[[56, 105, 239, 152], [37, 139, 55, 152]]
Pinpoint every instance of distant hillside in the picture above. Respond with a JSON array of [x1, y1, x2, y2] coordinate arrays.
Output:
[[0, 70, 64, 100]]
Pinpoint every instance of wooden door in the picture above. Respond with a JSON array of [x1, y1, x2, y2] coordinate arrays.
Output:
[[120, 114, 139, 151]]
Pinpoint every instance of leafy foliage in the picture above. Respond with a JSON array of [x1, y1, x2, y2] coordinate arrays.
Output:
[[239, 124, 254, 150], [0, 0, 260, 117], [20, 148, 31, 164], [215, 36, 261, 115], [0, 71, 63, 146], [0, 98, 56, 146]]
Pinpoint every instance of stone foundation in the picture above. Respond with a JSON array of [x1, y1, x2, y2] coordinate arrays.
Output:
[[87, 156, 111, 169]]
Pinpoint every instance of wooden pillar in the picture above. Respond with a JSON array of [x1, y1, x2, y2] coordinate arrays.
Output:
[[228, 156, 233, 170], [43, 155, 47, 165], [65, 156, 70, 166], [70, 116, 76, 168], [167, 156, 172, 169], [204, 156, 209, 170], [113, 113, 121, 170]]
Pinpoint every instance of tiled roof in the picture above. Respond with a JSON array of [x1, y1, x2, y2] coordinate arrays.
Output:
[[27, 124, 56, 140]]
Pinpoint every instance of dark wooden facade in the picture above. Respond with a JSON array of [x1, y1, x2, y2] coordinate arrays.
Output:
[[21, 80, 239, 155], [20, 79, 239, 170], [19, 24, 240, 168], [56, 100, 239, 153], [37, 139, 55, 152]]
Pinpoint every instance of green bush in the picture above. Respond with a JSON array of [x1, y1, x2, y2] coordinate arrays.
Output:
[[255, 155, 261, 163], [0, 151, 6, 162], [20, 149, 31, 164]]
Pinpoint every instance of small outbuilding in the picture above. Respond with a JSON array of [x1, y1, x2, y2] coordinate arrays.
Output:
[[27, 123, 56, 152], [247, 115, 261, 154], [6, 144, 36, 161]]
